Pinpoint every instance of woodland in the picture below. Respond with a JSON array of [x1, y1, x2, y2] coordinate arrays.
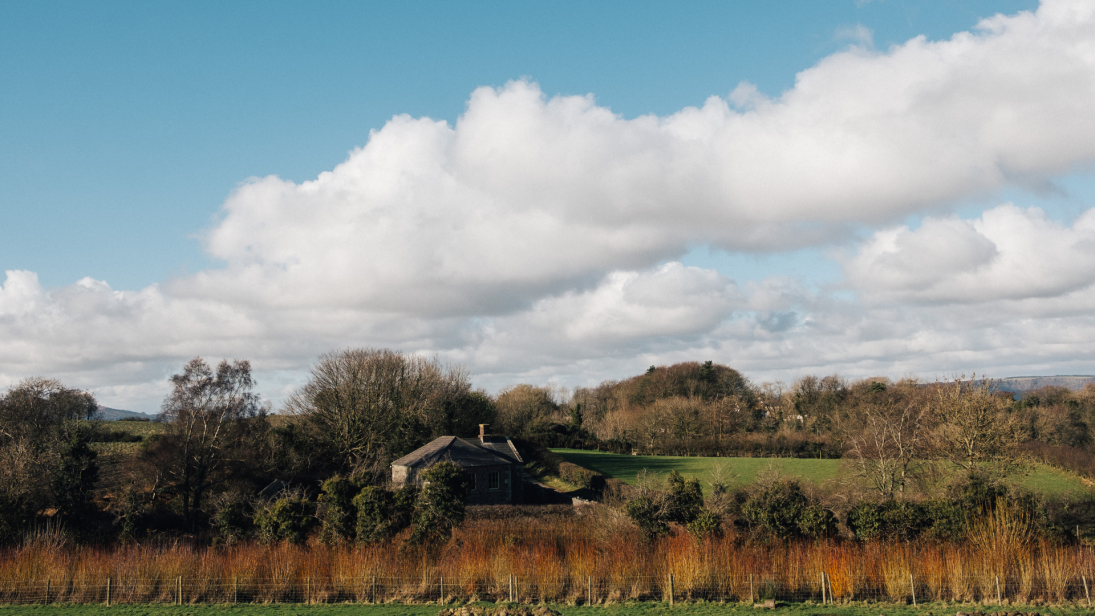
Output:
[[1, 350, 1095, 605]]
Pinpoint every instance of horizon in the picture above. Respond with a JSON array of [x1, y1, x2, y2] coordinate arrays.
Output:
[[5, 1, 1095, 414]]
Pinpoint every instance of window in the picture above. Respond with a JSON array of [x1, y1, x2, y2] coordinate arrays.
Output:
[[488, 471, 500, 490], [469, 472, 477, 491]]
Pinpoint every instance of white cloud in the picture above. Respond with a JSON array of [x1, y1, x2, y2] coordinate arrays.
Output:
[[845, 204, 1095, 303], [7, 0, 1095, 410], [175, 0, 1095, 319]]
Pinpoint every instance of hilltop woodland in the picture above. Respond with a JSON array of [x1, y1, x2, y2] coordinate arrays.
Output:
[[3, 350, 1095, 605]]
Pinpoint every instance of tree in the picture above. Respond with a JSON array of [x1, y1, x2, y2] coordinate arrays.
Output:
[[285, 349, 469, 479], [931, 377, 1021, 472], [494, 384, 558, 437], [839, 380, 931, 499], [0, 378, 99, 540], [152, 358, 265, 530], [408, 461, 470, 545]]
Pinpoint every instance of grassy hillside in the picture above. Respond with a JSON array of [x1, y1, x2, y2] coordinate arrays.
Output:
[[552, 449, 1093, 498]]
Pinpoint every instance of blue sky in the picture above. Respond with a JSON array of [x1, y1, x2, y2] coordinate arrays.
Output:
[[6, 0, 1095, 413], [2, 0, 1037, 289]]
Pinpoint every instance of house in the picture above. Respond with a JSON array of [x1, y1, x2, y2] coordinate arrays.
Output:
[[391, 424, 524, 505]]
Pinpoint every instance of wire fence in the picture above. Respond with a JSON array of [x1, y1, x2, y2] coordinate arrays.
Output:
[[2, 573, 1095, 606]]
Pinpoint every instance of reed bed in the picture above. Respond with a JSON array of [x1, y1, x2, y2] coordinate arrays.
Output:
[[1, 513, 1093, 606]]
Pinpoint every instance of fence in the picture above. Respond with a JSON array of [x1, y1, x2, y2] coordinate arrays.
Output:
[[2, 573, 1094, 606]]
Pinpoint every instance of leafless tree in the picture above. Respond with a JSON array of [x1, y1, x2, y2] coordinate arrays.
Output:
[[285, 348, 469, 479], [840, 380, 931, 499], [930, 376, 1022, 472], [156, 358, 264, 529]]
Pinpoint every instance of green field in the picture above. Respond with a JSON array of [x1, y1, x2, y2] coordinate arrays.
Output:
[[2, 602, 1094, 616], [552, 449, 1093, 498]]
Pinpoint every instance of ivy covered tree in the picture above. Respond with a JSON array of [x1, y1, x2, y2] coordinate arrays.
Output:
[[408, 462, 469, 546]]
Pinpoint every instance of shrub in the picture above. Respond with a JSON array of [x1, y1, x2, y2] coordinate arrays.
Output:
[[317, 475, 359, 544], [625, 494, 670, 541], [353, 486, 395, 544], [742, 479, 809, 540], [209, 492, 249, 545], [922, 498, 965, 541], [254, 490, 315, 544], [797, 504, 838, 539], [687, 508, 723, 538], [352, 484, 416, 545], [847, 500, 931, 541], [665, 470, 703, 524], [846, 501, 883, 540], [878, 500, 929, 540], [558, 462, 605, 490]]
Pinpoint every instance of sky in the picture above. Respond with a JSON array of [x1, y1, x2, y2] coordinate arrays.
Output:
[[5, 0, 1095, 414]]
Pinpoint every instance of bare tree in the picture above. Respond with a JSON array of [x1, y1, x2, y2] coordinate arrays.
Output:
[[931, 376, 1021, 472], [156, 358, 264, 530], [285, 349, 469, 479], [840, 380, 931, 499]]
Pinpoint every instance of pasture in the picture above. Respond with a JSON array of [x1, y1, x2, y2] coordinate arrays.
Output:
[[551, 449, 1093, 498]]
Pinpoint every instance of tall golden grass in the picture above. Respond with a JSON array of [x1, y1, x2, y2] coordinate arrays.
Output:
[[1, 511, 1092, 605]]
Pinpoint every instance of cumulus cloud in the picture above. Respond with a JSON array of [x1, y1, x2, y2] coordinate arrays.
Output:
[[7, 0, 1095, 410], [176, 0, 1095, 319], [845, 204, 1095, 303]]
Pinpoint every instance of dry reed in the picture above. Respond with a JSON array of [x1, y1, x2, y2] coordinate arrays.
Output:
[[1, 511, 1091, 605]]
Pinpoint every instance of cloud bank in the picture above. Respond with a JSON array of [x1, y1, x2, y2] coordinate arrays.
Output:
[[4, 0, 1095, 411]]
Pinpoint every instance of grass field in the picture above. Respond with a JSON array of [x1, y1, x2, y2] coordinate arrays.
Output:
[[2, 602, 1095, 616], [551, 449, 1093, 498]]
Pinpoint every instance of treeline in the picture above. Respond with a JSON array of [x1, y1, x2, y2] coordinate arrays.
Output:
[[2, 351, 1094, 545]]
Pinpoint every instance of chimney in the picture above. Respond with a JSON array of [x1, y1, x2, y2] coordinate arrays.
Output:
[[479, 423, 489, 442]]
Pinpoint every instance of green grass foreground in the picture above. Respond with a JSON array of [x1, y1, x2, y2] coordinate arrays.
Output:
[[3, 602, 1095, 616], [550, 449, 1092, 498]]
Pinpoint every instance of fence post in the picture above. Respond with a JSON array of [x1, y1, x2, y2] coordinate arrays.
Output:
[[910, 574, 916, 607], [668, 573, 674, 606], [827, 572, 835, 604], [516, 576, 519, 603], [749, 574, 754, 603], [45, 579, 50, 605], [441, 576, 445, 604], [509, 574, 513, 603], [372, 576, 377, 604], [995, 575, 1001, 604], [588, 575, 592, 605], [177, 576, 182, 606], [1083, 574, 1091, 607], [820, 572, 826, 604], [106, 577, 111, 607], [234, 576, 238, 604]]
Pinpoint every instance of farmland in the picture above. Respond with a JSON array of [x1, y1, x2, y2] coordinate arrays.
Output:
[[551, 450, 1094, 499]]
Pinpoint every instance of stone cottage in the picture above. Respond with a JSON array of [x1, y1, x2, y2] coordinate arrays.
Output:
[[391, 424, 524, 505]]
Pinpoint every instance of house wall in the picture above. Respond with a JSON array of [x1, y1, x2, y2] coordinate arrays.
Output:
[[391, 464, 414, 486], [465, 464, 522, 505], [392, 462, 523, 505]]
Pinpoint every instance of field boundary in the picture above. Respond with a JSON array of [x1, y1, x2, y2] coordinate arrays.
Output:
[[3, 574, 1095, 607]]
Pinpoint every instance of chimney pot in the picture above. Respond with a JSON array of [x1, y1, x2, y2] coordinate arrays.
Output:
[[479, 423, 489, 441]]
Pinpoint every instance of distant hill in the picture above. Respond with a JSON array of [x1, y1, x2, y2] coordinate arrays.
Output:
[[993, 376, 1095, 395], [97, 406, 159, 421]]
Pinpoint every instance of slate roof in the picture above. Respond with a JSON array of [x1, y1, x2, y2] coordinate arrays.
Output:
[[392, 436, 522, 468]]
